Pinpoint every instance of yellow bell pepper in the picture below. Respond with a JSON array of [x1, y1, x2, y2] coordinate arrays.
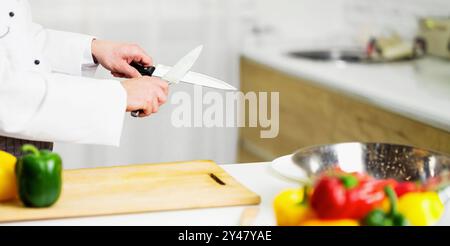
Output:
[[397, 191, 444, 226], [300, 219, 359, 226], [273, 188, 315, 226], [0, 150, 17, 201]]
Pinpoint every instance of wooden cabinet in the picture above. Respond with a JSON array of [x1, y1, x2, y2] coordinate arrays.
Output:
[[238, 57, 450, 162]]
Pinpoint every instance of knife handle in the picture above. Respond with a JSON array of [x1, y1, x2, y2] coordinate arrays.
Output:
[[130, 62, 156, 117], [130, 62, 156, 77]]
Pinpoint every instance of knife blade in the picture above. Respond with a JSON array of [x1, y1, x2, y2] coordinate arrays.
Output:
[[152, 65, 237, 91], [130, 45, 203, 117], [162, 45, 203, 85]]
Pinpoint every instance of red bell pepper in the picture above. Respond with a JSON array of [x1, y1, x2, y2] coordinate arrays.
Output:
[[310, 172, 395, 220], [310, 176, 347, 219], [393, 181, 421, 197]]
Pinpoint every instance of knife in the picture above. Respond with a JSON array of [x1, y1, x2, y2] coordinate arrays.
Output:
[[130, 46, 236, 117]]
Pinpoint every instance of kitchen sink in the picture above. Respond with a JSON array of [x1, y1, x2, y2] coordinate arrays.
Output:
[[287, 48, 420, 63], [287, 49, 369, 63]]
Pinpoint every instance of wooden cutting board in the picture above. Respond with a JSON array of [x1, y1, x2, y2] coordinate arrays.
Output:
[[0, 160, 260, 223]]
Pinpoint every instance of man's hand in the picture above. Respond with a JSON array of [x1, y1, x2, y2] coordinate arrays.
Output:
[[121, 77, 169, 117], [92, 40, 152, 78]]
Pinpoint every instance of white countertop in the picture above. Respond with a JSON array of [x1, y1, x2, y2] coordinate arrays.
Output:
[[242, 43, 450, 133], [2, 163, 290, 226], [3, 162, 450, 226]]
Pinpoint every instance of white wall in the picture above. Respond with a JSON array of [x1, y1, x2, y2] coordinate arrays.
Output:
[[342, 0, 450, 42], [248, 0, 347, 40], [249, 0, 450, 45]]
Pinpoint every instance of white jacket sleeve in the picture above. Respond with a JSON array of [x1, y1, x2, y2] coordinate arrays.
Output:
[[30, 23, 98, 77], [0, 47, 127, 146]]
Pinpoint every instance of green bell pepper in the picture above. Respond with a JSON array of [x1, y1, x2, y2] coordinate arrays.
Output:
[[363, 186, 408, 226], [16, 144, 62, 207]]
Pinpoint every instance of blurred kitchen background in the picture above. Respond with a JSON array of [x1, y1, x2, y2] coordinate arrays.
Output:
[[30, 0, 450, 169]]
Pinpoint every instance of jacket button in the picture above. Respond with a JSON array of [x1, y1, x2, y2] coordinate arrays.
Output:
[[9, 12, 14, 17], [34, 60, 40, 65]]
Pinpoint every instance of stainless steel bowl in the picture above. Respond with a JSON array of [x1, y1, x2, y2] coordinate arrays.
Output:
[[292, 142, 450, 184]]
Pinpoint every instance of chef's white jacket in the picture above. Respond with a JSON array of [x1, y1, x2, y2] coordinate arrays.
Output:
[[0, 0, 127, 146]]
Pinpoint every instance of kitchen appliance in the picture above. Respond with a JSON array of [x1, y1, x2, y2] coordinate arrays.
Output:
[[417, 17, 450, 59], [0, 160, 260, 223], [270, 143, 450, 202], [130, 45, 237, 117]]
